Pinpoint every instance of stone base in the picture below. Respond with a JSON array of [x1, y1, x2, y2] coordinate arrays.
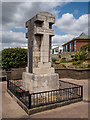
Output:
[[38, 62, 51, 68], [33, 67, 54, 74], [22, 72, 59, 93]]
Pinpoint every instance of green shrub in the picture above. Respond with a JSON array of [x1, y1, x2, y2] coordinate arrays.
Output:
[[86, 57, 90, 60], [60, 58, 67, 63], [52, 56, 58, 63], [87, 64, 90, 68], [73, 44, 89, 61], [81, 44, 90, 51], [67, 59, 76, 63], [73, 50, 88, 61], [58, 55, 61, 58], [0, 48, 27, 71], [72, 61, 82, 65], [79, 65, 86, 68]]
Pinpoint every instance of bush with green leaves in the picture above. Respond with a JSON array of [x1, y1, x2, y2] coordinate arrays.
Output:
[[73, 45, 89, 61], [51, 55, 58, 63], [72, 61, 82, 65], [0, 48, 27, 71], [81, 44, 90, 51]]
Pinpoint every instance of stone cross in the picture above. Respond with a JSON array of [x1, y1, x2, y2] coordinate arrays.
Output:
[[26, 12, 55, 74], [23, 12, 59, 93]]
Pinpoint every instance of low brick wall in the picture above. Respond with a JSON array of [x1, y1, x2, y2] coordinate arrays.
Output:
[[2, 68, 26, 80], [55, 68, 90, 79]]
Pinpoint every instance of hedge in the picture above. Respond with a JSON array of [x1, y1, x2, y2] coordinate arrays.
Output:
[[0, 48, 27, 71]]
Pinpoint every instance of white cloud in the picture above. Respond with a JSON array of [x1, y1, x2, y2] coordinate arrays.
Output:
[[52, 34, 75, 46], [2, 30, 27, 50], [56, 13, 88, 35]]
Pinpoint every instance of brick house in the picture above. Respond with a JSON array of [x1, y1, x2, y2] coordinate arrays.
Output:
[[62, 33, 90, 52]]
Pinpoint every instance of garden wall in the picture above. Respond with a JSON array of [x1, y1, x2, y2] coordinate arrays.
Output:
[[2, 68, 26, 80], [2, 68, 90, 80], [55, 68, 90, 79]]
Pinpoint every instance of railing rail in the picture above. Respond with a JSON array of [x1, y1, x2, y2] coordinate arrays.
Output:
[[59, 80, 82, 87], [7, 80, 83, 109]]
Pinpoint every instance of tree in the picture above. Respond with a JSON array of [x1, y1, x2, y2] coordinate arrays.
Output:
[[0, 48, 27, 71]]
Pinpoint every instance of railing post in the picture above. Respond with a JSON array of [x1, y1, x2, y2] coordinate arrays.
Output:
[[59, 80, 61, 89], [7, 80, 9, 89], [81, 86, 83, 99], [29, 94, 31, 109]]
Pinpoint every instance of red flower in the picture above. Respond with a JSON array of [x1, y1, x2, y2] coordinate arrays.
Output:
[[19, 90, 22, 92], [16, 88, 18, 90]]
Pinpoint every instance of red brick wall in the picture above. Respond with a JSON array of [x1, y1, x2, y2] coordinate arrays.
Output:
[[71, 41, 74, 51], [63, 39, 90, 52], [76, 40, 89, 50], [65, 45, 66, 52]]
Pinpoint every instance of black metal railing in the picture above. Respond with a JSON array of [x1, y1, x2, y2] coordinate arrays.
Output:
[[30, 85, 83, 108], [7, 80, 83, 109], [7, 80, 30, 108]]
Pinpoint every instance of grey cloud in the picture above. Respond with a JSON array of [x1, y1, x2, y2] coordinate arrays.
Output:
[[2, 2, 62, 49], [2, 2, 21, 25], [2, 31, 27, 44]]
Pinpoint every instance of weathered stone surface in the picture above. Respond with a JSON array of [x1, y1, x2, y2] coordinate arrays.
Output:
[[26, 12, 55, 73], [33, 67, 54, 74], [23, 72, 59, 93], [38, 62, 51, 68], [23, 12, 59, 93]]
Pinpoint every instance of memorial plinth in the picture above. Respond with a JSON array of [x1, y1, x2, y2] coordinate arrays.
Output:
[[22, 12, 59, 93]]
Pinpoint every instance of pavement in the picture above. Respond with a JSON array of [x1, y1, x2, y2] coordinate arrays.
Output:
[[1, 81, 89, 119]]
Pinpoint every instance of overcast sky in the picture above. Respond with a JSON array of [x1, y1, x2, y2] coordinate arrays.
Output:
[[1, 1, 88, 50]]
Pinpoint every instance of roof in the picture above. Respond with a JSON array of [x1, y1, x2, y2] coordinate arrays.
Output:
[[62, 33, 90, 46], [52, 46, 59, 49], [76, 33, 88, 39]]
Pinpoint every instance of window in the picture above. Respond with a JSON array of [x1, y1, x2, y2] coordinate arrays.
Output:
[[52, 49, 54, 54], [63, 46, 65, 52], [74, 40, 76, 51], [55, 47, 59, 52], [70, 43, 71, 52]]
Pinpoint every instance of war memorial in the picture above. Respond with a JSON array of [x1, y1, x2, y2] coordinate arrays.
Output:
[[7, 12, 83, 115], [22, 12, 59, 93]]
